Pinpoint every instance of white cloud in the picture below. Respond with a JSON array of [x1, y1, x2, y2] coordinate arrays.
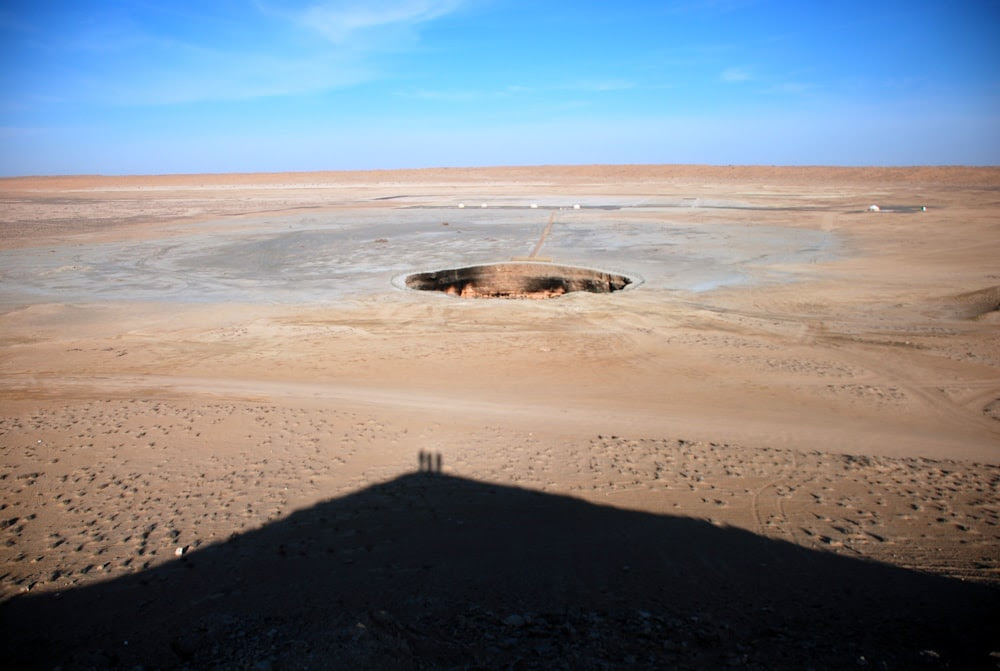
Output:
[[294, 0, 465, 45], [395, 78, 636, 103], [772, 81, 814, 95], [664, 0, 763, 16], [115, 50, 374, 105], [22, 2, 470, 107], [721, 67, 751, 82], [396, 87, 490, 101], [568, 79, 635, 92]]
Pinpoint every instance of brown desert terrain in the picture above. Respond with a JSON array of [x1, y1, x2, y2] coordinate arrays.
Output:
[[0, 165, 998, 669]]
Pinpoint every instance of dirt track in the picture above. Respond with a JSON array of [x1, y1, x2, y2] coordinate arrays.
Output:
[[1, 166, 998, 669]]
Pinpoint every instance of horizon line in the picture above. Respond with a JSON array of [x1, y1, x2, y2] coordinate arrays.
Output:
[[2, 162, 999, 182]]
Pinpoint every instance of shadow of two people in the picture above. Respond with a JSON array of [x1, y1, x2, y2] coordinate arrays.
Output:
[[417, 449, 442, 474]]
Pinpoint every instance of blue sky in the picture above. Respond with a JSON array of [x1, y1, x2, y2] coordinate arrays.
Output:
[[2, 0, 998, 175]]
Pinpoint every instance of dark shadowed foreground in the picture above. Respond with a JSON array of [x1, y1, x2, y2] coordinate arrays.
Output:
[[2, 471, 997, 670]]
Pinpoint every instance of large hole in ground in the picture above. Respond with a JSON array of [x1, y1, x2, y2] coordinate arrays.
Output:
[[402, 262, 635, 299]]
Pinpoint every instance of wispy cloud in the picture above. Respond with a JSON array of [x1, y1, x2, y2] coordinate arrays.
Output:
[[11, 2, 470, 107], [396, 78, 636, 103], [663, 0, 763, 16], [721, 66, 752, 82], [396, 87, 497, 101], [294, 0, 465, 45], [567, 79, 635, 92], [107, 48, 374, 106], [771, 81, 815, 95]]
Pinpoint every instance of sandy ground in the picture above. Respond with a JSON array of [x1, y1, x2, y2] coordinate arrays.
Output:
[[0, 165, 998, 670]]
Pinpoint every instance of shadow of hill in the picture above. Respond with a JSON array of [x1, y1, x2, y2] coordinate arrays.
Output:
[[2, 471, 997, 670]]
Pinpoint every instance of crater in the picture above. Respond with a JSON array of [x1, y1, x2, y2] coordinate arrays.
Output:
[[399, 262, 636, 299]]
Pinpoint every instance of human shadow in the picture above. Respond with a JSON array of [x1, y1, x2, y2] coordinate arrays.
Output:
[[418, 450, 443, 474], [2, 470, 997, 670]]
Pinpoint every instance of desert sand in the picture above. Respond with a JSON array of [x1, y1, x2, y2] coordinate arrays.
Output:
[[0, 165, 998, 669]]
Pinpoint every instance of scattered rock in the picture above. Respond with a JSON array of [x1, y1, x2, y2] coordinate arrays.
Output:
[[503, 614, 526, 627]]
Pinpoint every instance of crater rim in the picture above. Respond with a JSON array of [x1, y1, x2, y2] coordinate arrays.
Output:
[[393, 261, 642, 299]]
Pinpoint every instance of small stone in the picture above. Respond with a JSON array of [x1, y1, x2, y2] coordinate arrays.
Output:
[[174, 546, 186, 557], [503, 614, 526, 627], [170, 634, 201, 660]]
